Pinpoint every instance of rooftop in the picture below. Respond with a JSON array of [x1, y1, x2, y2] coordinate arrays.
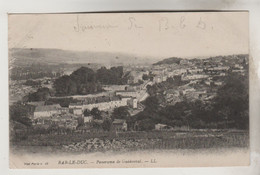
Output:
[[113, 119, 126, 124], [35, 104, 61, 112]]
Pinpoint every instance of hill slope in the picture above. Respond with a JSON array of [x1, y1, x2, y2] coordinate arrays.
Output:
[[153, 57, 182, 65], [9, 48, 155, 67]]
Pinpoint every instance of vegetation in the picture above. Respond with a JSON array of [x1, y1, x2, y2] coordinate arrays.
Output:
[[83, 109, 91, 116], [54, 67, 102, 96], [9, 102, 33, 127], [112, 106, 130, 120], [10, 63, 62, 80], [11, 130, 249, 151], [54, 66, 128, 96], [23, 87, 52, 102], [23, 80, 41, 87], [96, 66, 128, 85], [135, 72, 249, 130], [102, 119, 112, 131], [142, 72, 155, 81], [146, 76, 187, 97], [212, 72, 249, 129], [90, 108, 102, 120]]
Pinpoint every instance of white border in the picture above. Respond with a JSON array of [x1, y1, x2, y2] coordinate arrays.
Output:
[[1, 0, 260, 175]]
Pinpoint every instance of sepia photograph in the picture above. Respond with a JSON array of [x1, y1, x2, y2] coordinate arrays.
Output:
[[8, 12, 249, 168]]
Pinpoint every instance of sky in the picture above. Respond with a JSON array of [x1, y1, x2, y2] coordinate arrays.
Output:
[[8, 12, 249, 59]]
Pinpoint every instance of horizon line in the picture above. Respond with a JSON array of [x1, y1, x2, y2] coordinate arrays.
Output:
[[9, 47, 249, 60]]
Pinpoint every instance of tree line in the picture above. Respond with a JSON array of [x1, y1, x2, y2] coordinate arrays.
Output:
[[54, 66, 128, 96]]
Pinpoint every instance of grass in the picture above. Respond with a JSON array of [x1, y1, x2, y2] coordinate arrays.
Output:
[[11, 130, 249, 153]]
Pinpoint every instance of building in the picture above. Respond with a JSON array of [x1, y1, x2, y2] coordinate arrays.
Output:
[[214, 81, 223, 86], [188, 68, 203, 74], [59, 107, 70, 114], [126, 71, 146, 84], [27, 101, 45, 107], [84, 115, 93, 123], [115, 90, 139, 98], [103, 85, 129, 91], [182, 74, 209, 81], [32, 113, 78, 130], [207, 66, 230, 73], [127, 98, 138, 109], [155, 123, 173, 130], [112, 119, 127, 131], [153, 76, 162, 83], [204, 80, 212, 86], [54, 114, 78, 130], [69, 96, 129, 111], [34, 104, 61, 119], [71, 107, 83, 116]]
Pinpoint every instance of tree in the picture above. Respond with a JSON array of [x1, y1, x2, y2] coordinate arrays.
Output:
[[91, 108, 102, 120], [102, 119, 112, 131], [212, 72, 249, 129], [24, 87, 51, 102], [54, 66, 127, 96], [143, 96, 160, 112], [112, 106, 130, 120], [84, 109, 91, 116], [96, 66, 125, 85], [9, 103, 33, 127], [142, 74, 149, 80], [138, 119, 155, 131]]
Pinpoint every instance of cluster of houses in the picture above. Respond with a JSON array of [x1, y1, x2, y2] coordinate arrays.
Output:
[[149, 55, 248, 105], [31, 89, 140, 131], [25, 55, 248, 132]]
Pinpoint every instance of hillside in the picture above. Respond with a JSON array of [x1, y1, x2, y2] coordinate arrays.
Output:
[[9, 48, 155, 67], [153, 57, 182, 65]]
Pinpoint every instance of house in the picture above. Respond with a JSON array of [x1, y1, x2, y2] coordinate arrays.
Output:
[[84, 115, 93, 123], [34, 104, 61, 119], [27, 101, 45, 107], [54, 114, 78, 130], [72, 107, 83, 116], [32, 113, 78, 130], [115, 90, 139, 98], [103, 85, 129, 91], [127, 98, 138, 109], [204, 80, 212, 85], [126, 71, 145, 84], [214, 81, 223, 86], [207, 66, 230, 72], [182, 74, 209, 81], [155, 123, 173, 130], [59, 107, 69, 114], [153, 76, 162, 83], [77, 123, 92, 132], [32, 117, 52, 125], [188, 68, 203, 74], [69, 96, 129, 111], [112, 119, 127, 131]]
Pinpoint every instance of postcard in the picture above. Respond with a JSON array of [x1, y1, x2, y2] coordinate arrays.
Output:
[[8, 12, 249, 168]]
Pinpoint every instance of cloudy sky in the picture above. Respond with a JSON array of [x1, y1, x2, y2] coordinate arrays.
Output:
[[9, 12, 249, 59]]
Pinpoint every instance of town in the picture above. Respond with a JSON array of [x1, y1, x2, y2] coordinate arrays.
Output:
[[9, 54, 248, 136]]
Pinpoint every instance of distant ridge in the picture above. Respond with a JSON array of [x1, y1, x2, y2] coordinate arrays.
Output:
[[153, 57, 182, 65], [9, 48, 155, 67]]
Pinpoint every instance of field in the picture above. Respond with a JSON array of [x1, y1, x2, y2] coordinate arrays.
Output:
[[10, 130, 249, 154]]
